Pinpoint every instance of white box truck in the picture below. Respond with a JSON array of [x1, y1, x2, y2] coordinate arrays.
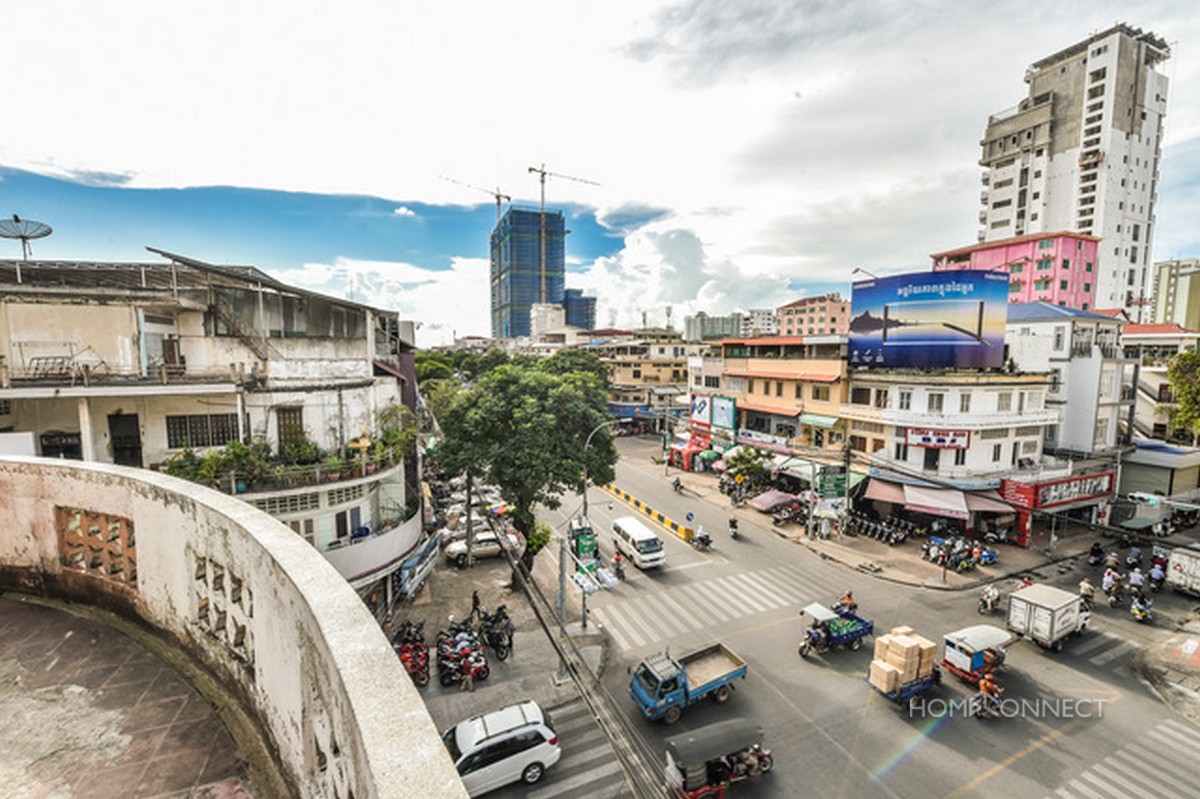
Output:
[[1006, 584, 1089, 652], [1167, 547, 1200, 597]]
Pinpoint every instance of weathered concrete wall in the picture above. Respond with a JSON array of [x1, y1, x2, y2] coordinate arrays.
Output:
[[0, 456, 466, 799]]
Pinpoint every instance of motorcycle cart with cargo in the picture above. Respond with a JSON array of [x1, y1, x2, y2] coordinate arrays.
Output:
[[940, 625, 1012, 685], [664, 717, 773, 799], [798, 602, 875, 658]]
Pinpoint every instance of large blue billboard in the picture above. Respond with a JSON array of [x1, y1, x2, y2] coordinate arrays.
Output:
[[848, 271, 1010, 368]]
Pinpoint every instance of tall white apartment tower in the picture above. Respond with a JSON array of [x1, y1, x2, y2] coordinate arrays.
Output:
[[978, 24, 1170, 320]]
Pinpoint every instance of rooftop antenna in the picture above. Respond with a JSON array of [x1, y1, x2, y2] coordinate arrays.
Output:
[[0, 214, 52, 260]]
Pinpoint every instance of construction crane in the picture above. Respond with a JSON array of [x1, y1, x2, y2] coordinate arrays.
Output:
[[439, 175, 511, 223], [528, 164, 599, 303]]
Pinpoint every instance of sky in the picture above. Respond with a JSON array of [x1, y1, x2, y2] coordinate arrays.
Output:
[[2, 1, 1200, 347]]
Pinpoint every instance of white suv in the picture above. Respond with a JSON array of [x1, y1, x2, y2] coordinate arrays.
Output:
[[441, 700, 561, 796]]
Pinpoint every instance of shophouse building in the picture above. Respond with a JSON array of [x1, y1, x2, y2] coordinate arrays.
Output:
[[0, 252, 427, 620], [1122, 322, 1200, 441], [776, 294, 850, 336]]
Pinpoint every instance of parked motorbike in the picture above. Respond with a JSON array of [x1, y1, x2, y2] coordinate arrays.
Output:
[[392, 618, 430, 687], [983, 527, 1010, 546], [477, 605, 513, 661]]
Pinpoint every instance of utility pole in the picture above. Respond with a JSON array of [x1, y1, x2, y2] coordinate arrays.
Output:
[[841, 439, 853, 541], [527, 164, 599, 303]]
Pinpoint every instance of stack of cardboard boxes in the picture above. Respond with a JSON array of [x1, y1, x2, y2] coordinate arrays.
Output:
[[868, 626, 938, 693]]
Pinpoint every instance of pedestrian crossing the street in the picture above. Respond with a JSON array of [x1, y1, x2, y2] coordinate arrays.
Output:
[[490, 699, 630, 799], [592, 562, 838, 651], [1045, 718, 1200, 799]]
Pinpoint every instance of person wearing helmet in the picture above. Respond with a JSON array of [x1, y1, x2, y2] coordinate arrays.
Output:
[[1127, 567, 1145, 593], [835, 590, 857, 614], [1078, 577, 1096, 610]]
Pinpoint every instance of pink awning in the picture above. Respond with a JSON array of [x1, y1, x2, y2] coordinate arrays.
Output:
[[965, 490, 1014, 514], [864, 478, 906, 504], [903, 485, 969, 520]]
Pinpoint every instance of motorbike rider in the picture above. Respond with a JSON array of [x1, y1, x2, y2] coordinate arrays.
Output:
[[978, 672, 1003, 715], [1128, 544, 1143, 565], [729, 517, 739, 538], [1127, 567, 1146, 594], [1078, 577, 1096, 604], [1131, 591, 1152, 620], [672, 476, 682, 493], [612, 550, 625, 580], [1149, 562, 1166, 591], [836, 590, 857, 614], [1088, 541, 1104, 564], [980, 583, 1000, 612], [1105, 551, 1121, 570]]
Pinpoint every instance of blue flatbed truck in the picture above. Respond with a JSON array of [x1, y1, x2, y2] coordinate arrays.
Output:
[[630, 643, 748, 724]]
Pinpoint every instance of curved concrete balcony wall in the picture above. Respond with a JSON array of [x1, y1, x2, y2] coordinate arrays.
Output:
[[324, 513, 424, 589], [0, 456, 465, 799]]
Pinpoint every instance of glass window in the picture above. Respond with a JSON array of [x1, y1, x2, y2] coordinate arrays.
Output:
[[811, 385, 830, 402], [277, 407, 304, 452], [899, 391, 912, 410], [1053, 328, 1064, 350], [894, 442, 908, 461], [959, 394, 971, 413], [927, 393, 944, 413], [1060, 280, 1069, 291], [776, 381, 783, 397], [874, 389, 889, 408], [997, 392, 1012, 412], [851, 387, 871, 405], [954, 449, 967, 466], [992, 443, 1002, 462]]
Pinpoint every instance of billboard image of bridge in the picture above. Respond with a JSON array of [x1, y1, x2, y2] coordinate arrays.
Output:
[[848, 270, 1010, 368]]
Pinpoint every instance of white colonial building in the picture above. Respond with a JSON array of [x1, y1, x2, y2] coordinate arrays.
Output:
[[0, 251, 428, 619]]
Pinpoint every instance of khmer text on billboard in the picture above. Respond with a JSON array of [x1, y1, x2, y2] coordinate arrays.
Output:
[[848, 271, 1009, 368]]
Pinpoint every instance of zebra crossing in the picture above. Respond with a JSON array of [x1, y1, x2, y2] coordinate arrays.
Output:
[[490, 699, 631, 799], [1067, 630, 1141, 675], [592, 562, 838, 651], [1045, 718, 1200, 799]]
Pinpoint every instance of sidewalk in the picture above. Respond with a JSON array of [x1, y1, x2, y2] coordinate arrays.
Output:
[[1136, 619, 1200, 726], [395, 549, 604, 733]]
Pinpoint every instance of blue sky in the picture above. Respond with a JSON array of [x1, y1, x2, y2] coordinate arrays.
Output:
[[3, 2, 1199, 346]]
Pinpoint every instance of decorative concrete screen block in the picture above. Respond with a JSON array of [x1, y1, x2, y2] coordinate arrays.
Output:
[[55, 506, 137, 588], [191, 550, 255, 670]]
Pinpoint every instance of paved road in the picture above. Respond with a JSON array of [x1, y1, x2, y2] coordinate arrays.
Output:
[[544, 435, 1200, 799]]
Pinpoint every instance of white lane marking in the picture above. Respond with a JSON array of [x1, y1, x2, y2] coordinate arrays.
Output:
[[754, 567, 809, 602], [1064, 778, 1105, 799], [1110, 749, 1200, 798], [1088, 640, 1138, 666], [1095, 760, 1170, 799], [526, 759, 624, 799], [653, 591, 704, 634], [726, 572, 789, 610], [1145, 725, 1200, 758], [710, 576, 770, 613], [673, 583, 737, 623], [1160, 718, 1200, 746], [1078, 768, 1132, 798], [606, 602, 652, 649], [621, 595, 676, 642], [1071, 633, 1118, 655], [591, 607, 634, 651]]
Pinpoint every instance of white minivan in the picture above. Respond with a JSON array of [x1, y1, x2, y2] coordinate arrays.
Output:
[[612, 516, 665, 568], [442, 700, 561, 796]]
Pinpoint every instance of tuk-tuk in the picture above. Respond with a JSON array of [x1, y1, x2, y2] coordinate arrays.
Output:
[[940, 624, 1012, 685], [664, 717, 773, 798]]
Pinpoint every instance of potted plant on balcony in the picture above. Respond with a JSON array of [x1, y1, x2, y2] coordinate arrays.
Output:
[[323, 453, 345, 482]]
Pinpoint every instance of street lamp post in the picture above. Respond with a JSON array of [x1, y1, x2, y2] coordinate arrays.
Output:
[[580, 416, 632, 522]]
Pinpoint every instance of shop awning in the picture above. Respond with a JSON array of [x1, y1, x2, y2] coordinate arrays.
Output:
[[798, 413, 839, 429], [749, 489, 802, 512], [1120, 516, 1159, 530], [738, 401, 798, 416], [903, 484, 969, 520], [965, 490, 1013, 514], [864, 478, 906, 504], [697, 449, 721, 461]]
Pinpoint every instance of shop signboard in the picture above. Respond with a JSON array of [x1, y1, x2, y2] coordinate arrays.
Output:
[[690, 393, 712, 430], [711, 396, 736, 431], [1000, 471, 1115, 509], [905, 427, 971, 449], [849, 270, 1009, 368]]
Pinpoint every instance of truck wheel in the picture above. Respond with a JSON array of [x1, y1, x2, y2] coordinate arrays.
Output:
[[714, 685, 731, 704], [1052, 640, 1063, 653], [850, 638, 863, 651], [663, 706, 682, 725]]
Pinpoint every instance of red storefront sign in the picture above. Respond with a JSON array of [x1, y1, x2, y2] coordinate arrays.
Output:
[[999, 471, 1115, 510]]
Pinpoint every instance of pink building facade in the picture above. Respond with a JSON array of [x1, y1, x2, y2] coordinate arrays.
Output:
[[931, 232, 1101, 311], [777, 293, 849, 336]]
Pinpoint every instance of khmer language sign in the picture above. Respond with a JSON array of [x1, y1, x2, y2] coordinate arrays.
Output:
[[905, 427, 971, 449], [849, 271, 1010, 368]]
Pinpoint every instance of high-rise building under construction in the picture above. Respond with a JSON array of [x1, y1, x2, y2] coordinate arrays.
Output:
[[978, 24, 1170, 319], [490, 206, 565, 338]]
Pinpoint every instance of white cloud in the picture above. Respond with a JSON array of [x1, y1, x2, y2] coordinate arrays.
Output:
[[4, 2, 1200, 338], [392, 206, 415, 217]]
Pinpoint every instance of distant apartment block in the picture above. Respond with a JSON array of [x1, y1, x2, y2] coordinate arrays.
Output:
[[684, 311, 744, 342], [776, 294, 849, 336], [978, 24, 1170, 319], [740, 309, 778, 338], [1150, 259, 1200, 330], [563, 288, 597, 330], [931, 232, 1101, 310]]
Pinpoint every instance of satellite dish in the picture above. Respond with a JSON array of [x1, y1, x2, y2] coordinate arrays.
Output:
[[0, 214, 53, 260]]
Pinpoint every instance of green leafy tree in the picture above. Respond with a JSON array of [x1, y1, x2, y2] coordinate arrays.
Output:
[[435, 362, 616, 569], [722, 446, 772, 489], [415, 358, 454, 384], [420, 378, 462, 424], [538, 349, 609, 386], [1168, 350, 1200, 445]]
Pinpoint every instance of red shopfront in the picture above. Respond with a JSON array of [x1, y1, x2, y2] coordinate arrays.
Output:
[[999, 471, 1115, 548]]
